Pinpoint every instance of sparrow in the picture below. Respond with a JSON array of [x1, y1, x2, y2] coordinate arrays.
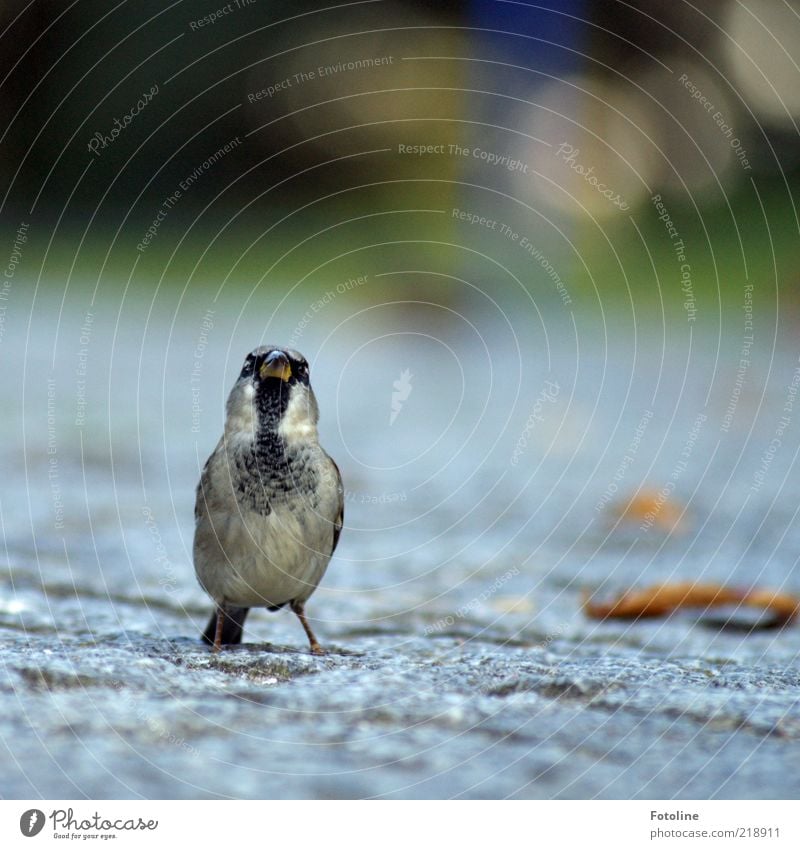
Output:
[[193, 346, 343, 653]]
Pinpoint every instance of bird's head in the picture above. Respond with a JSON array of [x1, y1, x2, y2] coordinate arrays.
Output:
[[226, 346, 319, 445]]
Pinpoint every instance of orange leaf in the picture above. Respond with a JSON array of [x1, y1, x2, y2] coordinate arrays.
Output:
[[613, 489, 685, 532], [584, 581, 800, 625]]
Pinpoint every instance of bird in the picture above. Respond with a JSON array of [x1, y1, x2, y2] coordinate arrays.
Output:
[[193, 346, 343, 653]]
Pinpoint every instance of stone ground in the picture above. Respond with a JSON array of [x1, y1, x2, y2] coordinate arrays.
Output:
[[2, 587, 799, 799], [3, 300, 800, 798]]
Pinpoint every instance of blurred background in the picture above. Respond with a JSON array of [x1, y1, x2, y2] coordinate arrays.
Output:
[[2, 0, 800, 798], [3, 0, 799, 286]]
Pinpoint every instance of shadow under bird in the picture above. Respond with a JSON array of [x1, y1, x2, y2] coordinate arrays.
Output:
[[193, 346, 344, 653]]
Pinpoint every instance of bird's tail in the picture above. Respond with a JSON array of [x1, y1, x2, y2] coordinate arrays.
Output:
[[202, 606, 250, 645]]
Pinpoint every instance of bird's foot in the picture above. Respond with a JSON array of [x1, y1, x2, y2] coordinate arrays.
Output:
[[291, 601, 325, 655], [213, 606, 225, 652]]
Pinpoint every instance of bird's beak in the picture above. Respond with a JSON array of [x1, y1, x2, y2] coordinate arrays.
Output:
[[259, 350, 292, 382]]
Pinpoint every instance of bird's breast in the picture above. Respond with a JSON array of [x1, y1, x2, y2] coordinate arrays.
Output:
[[230, 443, 324, 515]]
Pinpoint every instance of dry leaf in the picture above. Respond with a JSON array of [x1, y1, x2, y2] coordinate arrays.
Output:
[[584, 581, 800, 626], [613, 489, 685, 532]]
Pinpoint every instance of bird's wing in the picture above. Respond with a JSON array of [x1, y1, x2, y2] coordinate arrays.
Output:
[[194, 438, 225, 522], [194, 456, 212, 522], [328, 455, 344, 556]]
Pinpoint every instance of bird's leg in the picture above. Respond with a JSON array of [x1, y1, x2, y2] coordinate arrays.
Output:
[[290, 600, 324, 655], [213, 604, 225, 653]]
